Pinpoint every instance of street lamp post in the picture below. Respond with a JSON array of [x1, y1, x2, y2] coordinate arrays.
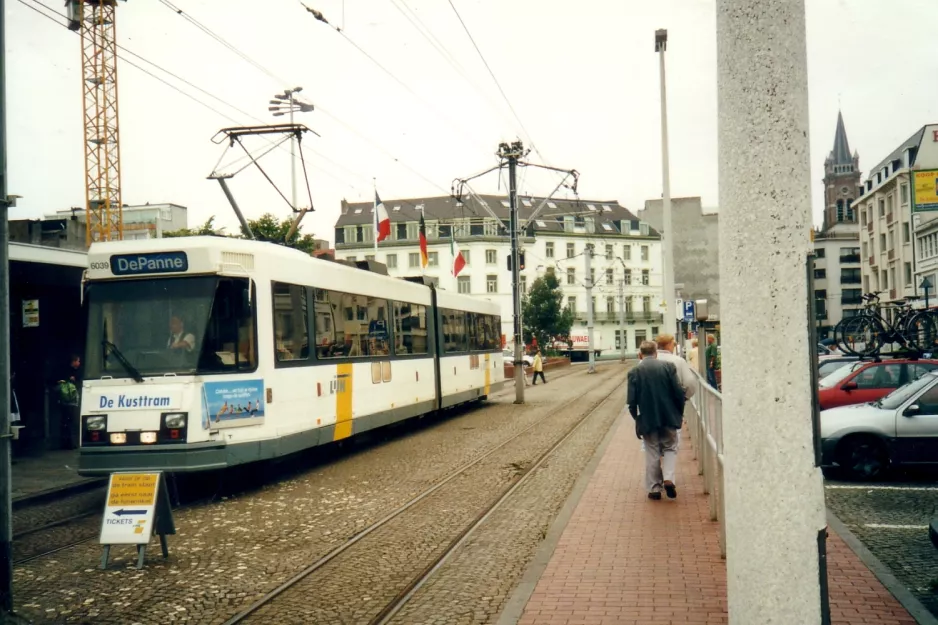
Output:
[[269, 87, 314, 210], [921, 276, 933, 310], [655, 29, 676, 336]]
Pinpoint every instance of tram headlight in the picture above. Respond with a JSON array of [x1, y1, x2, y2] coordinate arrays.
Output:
[[85, 415, 106, 431], [163, 413, 187, 429], [109, 433, 127, 444], [140, 432, 158, 444]]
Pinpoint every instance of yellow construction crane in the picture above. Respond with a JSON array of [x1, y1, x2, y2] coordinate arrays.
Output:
[[66, 0, 124, 246]]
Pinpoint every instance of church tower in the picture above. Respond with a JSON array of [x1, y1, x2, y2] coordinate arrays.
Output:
[[822, 111, 861, 232]]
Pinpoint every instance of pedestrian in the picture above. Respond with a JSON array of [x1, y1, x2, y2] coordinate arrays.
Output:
[[655, 334, 696, 399], [627, 341, 686, 500], [705, 334, 719, 388], [687, 338, 699, 372], [532, 349, 546, 385], [54, 353, 82, 450]]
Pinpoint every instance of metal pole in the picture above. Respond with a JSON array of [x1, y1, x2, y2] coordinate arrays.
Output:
[[0, 0, 13, 612], [506, 143, 525, 404], [618, 279, 626, 361], [289, 96, 297, 211], [656, 29, 676, 336], [586, 244, 595, 373]]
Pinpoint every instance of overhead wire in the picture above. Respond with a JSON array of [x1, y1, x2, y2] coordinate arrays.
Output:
[[22, 0, 375, 195], [154, 0, 465, 201]]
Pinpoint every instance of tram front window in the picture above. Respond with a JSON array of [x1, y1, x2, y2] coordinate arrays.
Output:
[[84, 276, 256, 380]]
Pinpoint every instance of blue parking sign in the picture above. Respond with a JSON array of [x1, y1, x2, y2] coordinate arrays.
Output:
[[683, 300, 695, 322]]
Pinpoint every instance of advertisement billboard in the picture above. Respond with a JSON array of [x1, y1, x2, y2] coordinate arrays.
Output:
[[913, 169, 938, 212]]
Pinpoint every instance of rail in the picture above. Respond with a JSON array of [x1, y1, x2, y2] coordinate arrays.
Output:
[[687, 368, 727, 558]]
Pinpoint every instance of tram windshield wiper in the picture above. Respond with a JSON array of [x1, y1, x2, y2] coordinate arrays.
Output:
[[102, 340, 145, 383]]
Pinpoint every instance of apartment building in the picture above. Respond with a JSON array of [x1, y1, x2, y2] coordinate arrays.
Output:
[[333, 195, 664, 353], [858, 124, 938, 306]]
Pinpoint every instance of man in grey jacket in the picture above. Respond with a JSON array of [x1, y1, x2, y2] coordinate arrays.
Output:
[[656, 334, 696, 400], [627, 341, 686, 500]]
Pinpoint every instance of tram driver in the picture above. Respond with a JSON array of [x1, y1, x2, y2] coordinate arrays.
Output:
[[167, 315, 196, 352]]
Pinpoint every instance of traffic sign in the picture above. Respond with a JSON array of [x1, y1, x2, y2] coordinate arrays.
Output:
[[99, 472, 175, 569], [683, 300, 696, 323], [675, 298, 684, 321]]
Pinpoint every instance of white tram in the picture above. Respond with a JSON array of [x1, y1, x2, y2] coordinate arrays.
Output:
[[77, 237, 504, 475]]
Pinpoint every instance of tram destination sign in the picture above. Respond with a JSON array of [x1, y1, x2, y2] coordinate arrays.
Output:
[[110, 251, 189, 276]]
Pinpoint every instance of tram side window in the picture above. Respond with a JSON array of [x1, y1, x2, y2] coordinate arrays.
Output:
[[272, 282, 309, 362], [315, 288, 391, 358], [393, 301, 429, 355], [468, 313, 499, 351], [441, 308, 468, 353]]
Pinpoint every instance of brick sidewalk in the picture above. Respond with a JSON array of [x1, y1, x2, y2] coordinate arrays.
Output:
[[510, 415, 918, 625]]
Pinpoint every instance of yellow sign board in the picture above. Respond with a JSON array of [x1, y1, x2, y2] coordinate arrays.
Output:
[[913, 169, 938, 212], [106, 473, 158, 507]]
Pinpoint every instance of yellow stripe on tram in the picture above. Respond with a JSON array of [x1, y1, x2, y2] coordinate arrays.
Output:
[[484, 353, 491, 396], [334, 362, 354, 441]]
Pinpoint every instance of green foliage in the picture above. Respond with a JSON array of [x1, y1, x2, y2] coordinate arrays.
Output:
[[241, 213, 318, 254], [162, 216, 225, 238], [522, 272, 574, 350], [163, 214, 318, 254]]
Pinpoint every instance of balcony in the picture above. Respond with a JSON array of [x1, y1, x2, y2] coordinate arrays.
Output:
[[867, 221, 874, 233], [839, 254, 861, 264], [887, 212, 894, 224], [840, 276, 861, 285], [890, 288, 898, 300], [888, 249, 895, 260], [841, 296, 863, 306], [869, 256, 876, 267], [577, 311, 663, 324]]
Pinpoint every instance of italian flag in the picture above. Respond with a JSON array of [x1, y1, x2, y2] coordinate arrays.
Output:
[[451, 236, 466, 276]]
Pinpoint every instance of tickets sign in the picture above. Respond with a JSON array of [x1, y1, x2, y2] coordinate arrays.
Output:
[[99, 473, 159, 545]]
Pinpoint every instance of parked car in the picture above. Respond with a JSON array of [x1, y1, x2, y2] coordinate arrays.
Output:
[[818, 355, 859, 380], [821, 370, 938, 479], [817, 359, 938, 411], [503, 349, 534, 367]]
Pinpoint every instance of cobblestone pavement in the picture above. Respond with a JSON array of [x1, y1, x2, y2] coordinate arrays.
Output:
[[825, 478, 938, 618], [11, 364, 622, 624], [388, 379, 626, 625], [239, 369, 626, 624]]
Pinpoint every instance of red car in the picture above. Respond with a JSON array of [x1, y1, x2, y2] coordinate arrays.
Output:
[[818, 359, 938, 411]]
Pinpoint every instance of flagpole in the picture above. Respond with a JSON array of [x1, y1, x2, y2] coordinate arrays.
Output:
[[373, 178, 378, 256]]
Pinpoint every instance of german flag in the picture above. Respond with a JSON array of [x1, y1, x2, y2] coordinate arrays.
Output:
[[419, 212, 429, 268]]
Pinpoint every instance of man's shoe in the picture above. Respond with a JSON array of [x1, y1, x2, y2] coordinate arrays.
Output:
[[663, 481, 677, 499], [648, 492, 662, 500]]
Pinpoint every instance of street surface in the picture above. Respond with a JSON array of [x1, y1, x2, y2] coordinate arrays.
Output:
[[826, 473, 938, 618], [12, 363, 629, 624]]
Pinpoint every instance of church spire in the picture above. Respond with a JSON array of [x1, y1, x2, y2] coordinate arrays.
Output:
[[831, 110, 852, 165]]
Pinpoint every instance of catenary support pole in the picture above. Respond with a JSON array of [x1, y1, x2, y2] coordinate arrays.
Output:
[[618, 279, 626, 361], [504, 142, 525, 404], [0, 0, 13, 613], [656, 29, 676, 336], [585, 245, 595, 373], [716, 1, 827, 623]]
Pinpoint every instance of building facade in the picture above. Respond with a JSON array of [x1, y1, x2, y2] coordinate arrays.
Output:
[[333, 195, 665, 354], [858, 124, 938, 307], [812, 224, 862, 337], [813, 113, 863, 337], [640, 196, 719, 317], [46, 203, 188, 239]]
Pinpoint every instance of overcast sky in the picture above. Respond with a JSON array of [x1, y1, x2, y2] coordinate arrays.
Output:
[[6, 0, 938, 242]]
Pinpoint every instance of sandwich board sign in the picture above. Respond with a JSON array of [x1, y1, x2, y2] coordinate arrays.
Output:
[[99, 472, 176, 569]]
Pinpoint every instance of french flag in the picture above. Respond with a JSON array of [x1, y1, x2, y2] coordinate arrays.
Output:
[[375, 191, 391, 242]]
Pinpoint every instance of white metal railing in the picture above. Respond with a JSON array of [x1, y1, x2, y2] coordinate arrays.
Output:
[[688, 368, 726, 558]]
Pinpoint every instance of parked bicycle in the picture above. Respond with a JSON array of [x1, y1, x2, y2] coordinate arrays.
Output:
[[835, 292, 935, 357]]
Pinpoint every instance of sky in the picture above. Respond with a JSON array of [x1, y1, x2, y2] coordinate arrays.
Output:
[[5, 0, 938, 244]]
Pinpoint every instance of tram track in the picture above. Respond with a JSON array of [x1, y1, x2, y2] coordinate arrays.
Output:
[[222, 366, 626, 625]]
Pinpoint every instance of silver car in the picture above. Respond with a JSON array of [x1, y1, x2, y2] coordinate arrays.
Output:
[[503, 349, 534, 367], [821, 370, 938, 479]]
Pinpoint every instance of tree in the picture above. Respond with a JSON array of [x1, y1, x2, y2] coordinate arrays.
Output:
[[162, 216, 225, 238], [241, 213, 319, 254], [522, 272, 574, 350]]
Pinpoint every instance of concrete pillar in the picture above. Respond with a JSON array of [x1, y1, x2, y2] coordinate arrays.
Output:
[[716, 1, 827, 623]]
